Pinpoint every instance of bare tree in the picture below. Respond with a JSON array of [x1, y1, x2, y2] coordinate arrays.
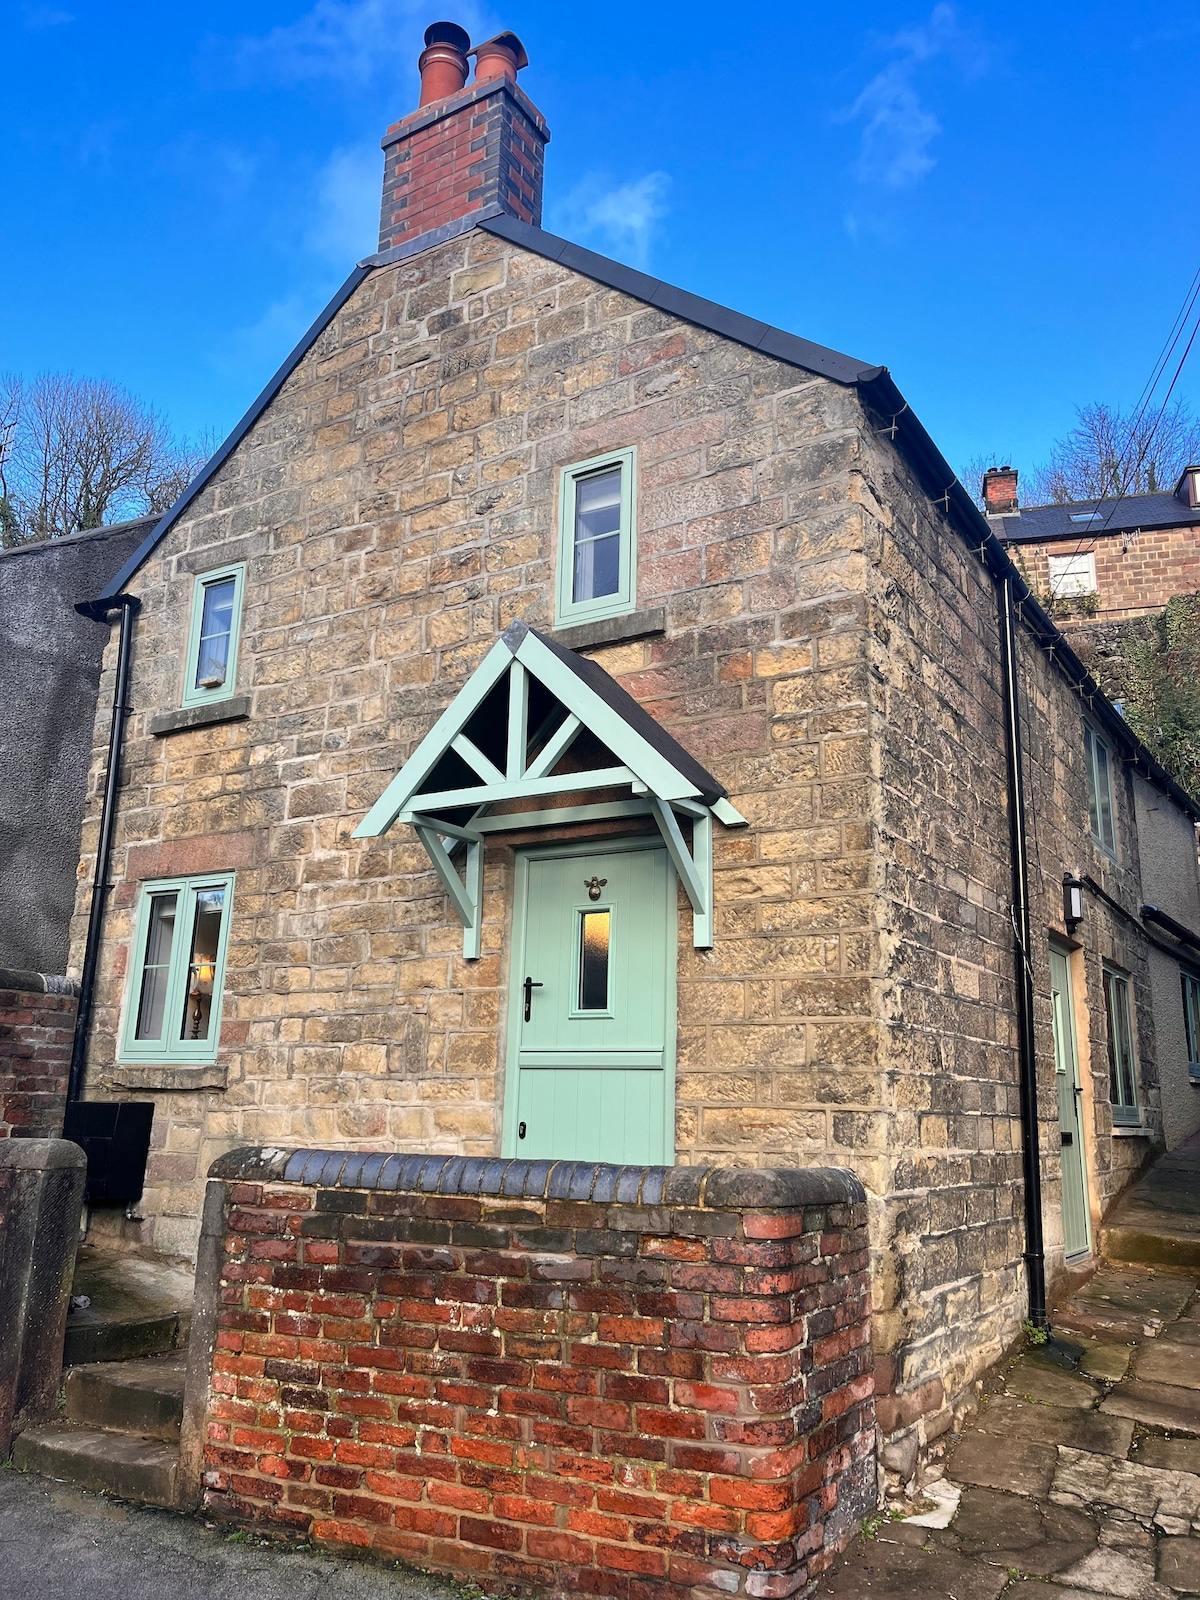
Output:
[[1028, 399, 1200, 505], [0, 372, 212, 548]]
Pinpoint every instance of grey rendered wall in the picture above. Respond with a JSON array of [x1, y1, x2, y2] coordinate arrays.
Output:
[[1133, 773, 1200, 1149], [0, 519, 151, 974]]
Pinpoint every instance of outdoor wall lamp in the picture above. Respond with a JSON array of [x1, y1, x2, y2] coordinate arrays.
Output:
[[1063, 873, 1085, 933]]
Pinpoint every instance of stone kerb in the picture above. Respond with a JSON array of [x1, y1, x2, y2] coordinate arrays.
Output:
[[192, 1151, 876, 1599]]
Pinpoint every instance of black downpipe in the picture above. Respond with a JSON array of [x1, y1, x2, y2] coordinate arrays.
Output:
[[998, 573, 1048, 1331], [66, 593, 140, 1110]]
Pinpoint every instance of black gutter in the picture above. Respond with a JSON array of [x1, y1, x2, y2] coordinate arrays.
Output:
[[1141, 904, 1200, 956], [998, 574, 1048, 1331], [66, 592, 140, 1107], [94, 265, 373, 604]]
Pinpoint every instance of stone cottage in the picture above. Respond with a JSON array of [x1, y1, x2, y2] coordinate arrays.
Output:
[[65, 22, 1200, 1475]]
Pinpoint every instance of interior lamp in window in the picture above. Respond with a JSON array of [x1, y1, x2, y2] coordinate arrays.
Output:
[[188, 958, 216, 1040]]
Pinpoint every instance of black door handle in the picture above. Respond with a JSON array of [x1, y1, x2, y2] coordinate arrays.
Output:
[[523, 976, 543, 1022]]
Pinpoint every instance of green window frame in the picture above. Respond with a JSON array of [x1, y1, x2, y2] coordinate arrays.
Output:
[[1103, 966, 1140, 1125], [1084, 721, 1116, 856], [554, 448, 637, 628], [118, 873, 235, 1065], [1182, 971, 1200, 1081], [182, 564, 245, 708]]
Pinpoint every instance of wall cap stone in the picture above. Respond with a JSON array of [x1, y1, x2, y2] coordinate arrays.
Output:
[[207, 1147, 867, 1207], [0, 1137, 86, 1173], [0, 970, 79, 996]]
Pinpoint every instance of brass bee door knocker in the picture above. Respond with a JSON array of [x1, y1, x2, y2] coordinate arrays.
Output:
[[584, 876, 607, 901]]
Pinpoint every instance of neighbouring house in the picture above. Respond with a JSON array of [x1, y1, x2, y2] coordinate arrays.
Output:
[[987, 462, 1200, 677], [0, 516, 153, 1139], [58, 20, 1200, 1514]]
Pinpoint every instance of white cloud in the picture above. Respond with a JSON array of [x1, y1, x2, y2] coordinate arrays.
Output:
[[24, 7, 73, 28], [842, 4, 987, 191], [306, 146, 383, 263], [237, 0, 491, 88], [549, 173, 671, 270], [211, 292, 316, 385]]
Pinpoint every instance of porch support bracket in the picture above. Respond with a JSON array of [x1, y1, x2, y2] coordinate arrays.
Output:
[[411, 817, 484, 960]]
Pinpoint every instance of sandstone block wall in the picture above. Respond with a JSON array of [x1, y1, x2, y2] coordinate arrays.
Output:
[[1013, 527, 1200, 625], [194, 1152, 875, 1599]]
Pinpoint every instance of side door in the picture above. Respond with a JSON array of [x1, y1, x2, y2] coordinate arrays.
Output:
[[505, 841, 675, 1165], [1049, 943, 1092, 1260]]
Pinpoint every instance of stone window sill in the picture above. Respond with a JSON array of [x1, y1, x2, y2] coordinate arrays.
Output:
[[150, 696, 250, 738], [1111, 1123, 1150, 1138], [111, 1063, 227, 1091], [551, 608, 665, 653]]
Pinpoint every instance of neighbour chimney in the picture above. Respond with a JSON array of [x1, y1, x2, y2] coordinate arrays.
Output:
[[378, 21, 549, 254], [982, 465, 1019, 516]]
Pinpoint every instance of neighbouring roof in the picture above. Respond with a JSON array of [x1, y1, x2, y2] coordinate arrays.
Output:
[[0, 514, 158, 565], [995, 492, 1200, 545], [79, 210, 1200, 821]]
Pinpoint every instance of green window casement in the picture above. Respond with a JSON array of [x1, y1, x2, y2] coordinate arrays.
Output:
[[1084, 721, 1117, 856], [1103, 966, 1140, 1126], [119, 874, 234, 1064], [182, 565, 245, 708], [554, 448, 637, 628], [1183, 972, 1200, 1082]]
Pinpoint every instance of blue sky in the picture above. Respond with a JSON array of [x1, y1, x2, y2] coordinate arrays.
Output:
[[3, 0, 1198, 489]]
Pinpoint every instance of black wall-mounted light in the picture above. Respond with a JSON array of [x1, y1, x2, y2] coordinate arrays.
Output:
[[1063, 873, 1085, 932]]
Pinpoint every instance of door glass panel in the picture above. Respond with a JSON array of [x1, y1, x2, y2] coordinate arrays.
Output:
[[195, 577, 237, 691], [134, 894, 178, 1040], [578, 909, 610, 1011], [179, 887, 226, 1041], [572, 467, 622, 603]]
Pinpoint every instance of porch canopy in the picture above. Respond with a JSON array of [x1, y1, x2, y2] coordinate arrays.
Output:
[[354, 621, 746, 955]]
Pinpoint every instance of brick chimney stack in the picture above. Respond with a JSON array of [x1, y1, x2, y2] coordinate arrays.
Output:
[[982, 466, 1019, 516], [377, 21, 549, 254]]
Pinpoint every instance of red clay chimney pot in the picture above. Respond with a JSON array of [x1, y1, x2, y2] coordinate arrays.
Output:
[[472, 30, 528, 85], [418, 21, 470, 105]]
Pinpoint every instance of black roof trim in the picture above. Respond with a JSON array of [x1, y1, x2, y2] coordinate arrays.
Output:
[[477, 213, 877, 387], [856, 368, 1200, 822], [95, 264, 373, 603], [506, 621, 726, 806]]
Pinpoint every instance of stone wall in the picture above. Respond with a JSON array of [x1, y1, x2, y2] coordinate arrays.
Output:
[[0, 971, 78, 1139], [857, 421, 1176, 1467], [71, 228, 880, 1261], [194, 1151, 875, 1599]]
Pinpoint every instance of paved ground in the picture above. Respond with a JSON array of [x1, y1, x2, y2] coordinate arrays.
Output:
[[816, 1262, 1200, 1599], [0, 1468, 464, 1600]]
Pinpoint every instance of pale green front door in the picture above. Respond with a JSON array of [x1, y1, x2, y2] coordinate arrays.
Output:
[[1050, 944, 1092, 1260], [506, 840, 675, 1165]]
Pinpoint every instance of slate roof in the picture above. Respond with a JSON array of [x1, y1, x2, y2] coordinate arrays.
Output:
[[78, 207, 1200, 820], [995, 493, 1200, 544]]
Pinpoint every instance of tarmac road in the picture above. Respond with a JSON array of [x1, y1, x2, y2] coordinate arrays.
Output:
[[0, 1468, 468, 1600]]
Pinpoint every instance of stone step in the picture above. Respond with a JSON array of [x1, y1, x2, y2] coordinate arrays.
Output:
[[63, 1310, 187, 1367], [63, 1357, 185, 1443], [12, 1422, 178, 1507], [1101, 1222, 1200, 1271]]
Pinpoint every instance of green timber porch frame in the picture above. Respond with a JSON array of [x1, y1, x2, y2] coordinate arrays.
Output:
[[353, 621, 746, 956]]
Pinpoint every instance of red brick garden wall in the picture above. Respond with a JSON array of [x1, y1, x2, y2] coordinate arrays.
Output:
[[195, 1151, 875, 1599], [0, 972, 77, 1139]]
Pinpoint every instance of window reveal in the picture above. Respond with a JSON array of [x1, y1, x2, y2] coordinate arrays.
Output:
[[578, 909, 611, 1011]]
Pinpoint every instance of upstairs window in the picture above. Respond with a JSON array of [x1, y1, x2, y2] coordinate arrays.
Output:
[[1104, 967, 1140, 1125], [1084, 722, 1117, 856], [555, 448, 636, 627], [119, 874, 234, 1064], [183, 565, 244, 708], [1048, 550, 1097, 598]]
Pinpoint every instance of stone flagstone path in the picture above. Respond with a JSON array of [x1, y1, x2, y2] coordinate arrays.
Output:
[[816, 1263, 1200, 1599]]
